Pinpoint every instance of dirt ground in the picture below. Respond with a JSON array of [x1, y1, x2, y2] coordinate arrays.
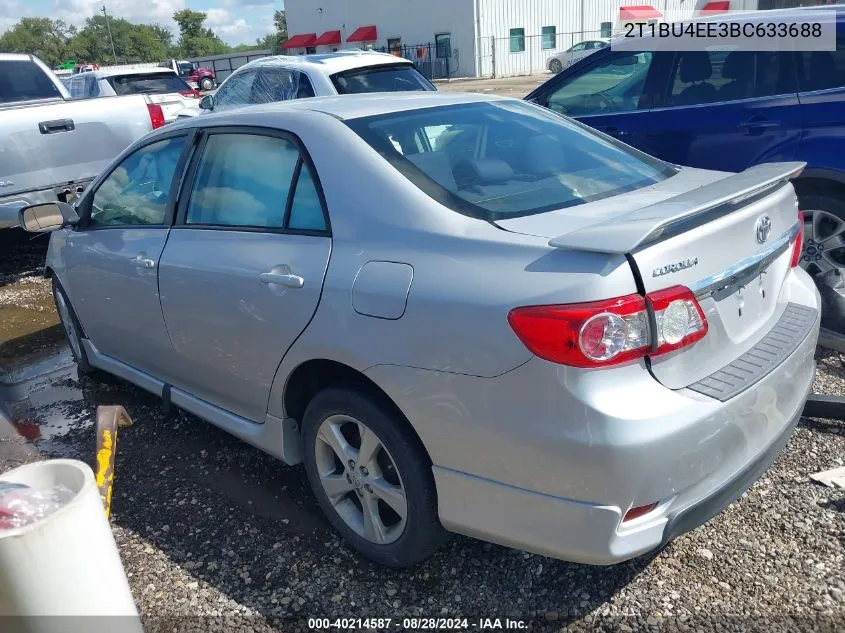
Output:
[[434, 74, 549, 97]]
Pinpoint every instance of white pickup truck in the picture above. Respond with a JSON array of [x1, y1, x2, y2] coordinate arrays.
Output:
[[0, 54, 157, 229]]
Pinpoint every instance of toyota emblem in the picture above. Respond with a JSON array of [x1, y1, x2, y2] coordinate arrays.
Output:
[[756, 215, 772, 244]]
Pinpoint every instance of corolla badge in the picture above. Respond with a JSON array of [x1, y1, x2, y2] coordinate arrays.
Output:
[[653, 257, 698, 278], [756, 215, 772, 244], [0, 181, 14, 188]]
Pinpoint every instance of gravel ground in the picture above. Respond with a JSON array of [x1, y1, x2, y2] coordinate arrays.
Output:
[[1, 235, 844, 633]]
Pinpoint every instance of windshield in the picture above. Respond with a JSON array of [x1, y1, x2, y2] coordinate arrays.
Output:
[[106, 72, 191, 95], [331, 64, 436, 94], [0, 61, 63, 104], [347, 101, 676, 220]]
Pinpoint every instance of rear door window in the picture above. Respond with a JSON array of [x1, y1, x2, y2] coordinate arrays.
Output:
[[796, 36, 845, 92], [331, 65, 435, 94], [0, 61, 63, 103], [106, 72, 191, 95]]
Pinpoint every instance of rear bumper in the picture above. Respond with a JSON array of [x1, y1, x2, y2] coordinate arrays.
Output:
[[366, 270, 820, 564]]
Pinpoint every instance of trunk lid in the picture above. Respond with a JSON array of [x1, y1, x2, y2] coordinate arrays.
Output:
[[495, 162, 805, 389], [0, 96, 151, 198], [145, 93, 194, 123]]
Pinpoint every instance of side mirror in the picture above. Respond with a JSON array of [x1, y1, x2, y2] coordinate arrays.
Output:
[[199, 95, 214, 110], [19, 201, 79, 233]]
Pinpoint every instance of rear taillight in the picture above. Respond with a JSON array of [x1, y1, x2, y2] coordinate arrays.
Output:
[[508, 286, 707, 368], [791, 211, 804, 268], [147, 103, 165, 129]]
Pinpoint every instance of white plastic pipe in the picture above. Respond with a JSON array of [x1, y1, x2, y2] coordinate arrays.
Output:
[[0, 459, 142, 632]]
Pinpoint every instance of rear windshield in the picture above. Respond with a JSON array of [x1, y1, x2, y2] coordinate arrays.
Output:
[[331, 64, 436, 94], [106, 72, 190, 95], [0, 61, 63, 104], [347, 101, 676, 220]]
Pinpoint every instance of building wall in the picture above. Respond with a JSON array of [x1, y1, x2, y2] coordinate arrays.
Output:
[[477, 0, 696, 77], [284, 0, 479, 77]]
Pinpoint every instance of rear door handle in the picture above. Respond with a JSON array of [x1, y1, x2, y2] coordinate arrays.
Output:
[[260, 272, 304, 288], [132, 255, 156, 269], [38, 119, 75, 134]]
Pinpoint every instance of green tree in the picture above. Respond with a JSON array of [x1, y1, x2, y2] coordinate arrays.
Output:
[[255, 10, 288, 53], [172, 9, 207, 40], [67, 16, 169, 64], [0, 18, 74, 67], [172, 9, 230, 57]]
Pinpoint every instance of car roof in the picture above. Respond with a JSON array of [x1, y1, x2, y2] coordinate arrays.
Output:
[[91, 67, 180, 78], [173, 92, 509, 128], [239, 50, 413, 75], [0, 53, 33, 62]]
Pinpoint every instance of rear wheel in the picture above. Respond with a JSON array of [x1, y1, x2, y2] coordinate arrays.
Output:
[[301, 386, 445, 567], [200, 77, 214, 91], [549, 58, 563, 74], [52, 278, 92, 374]]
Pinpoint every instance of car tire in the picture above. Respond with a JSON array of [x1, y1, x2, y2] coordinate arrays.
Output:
[[200, 78, 214, 91], [52, 278, 93, 374], [549, 58, 563, 74], [797, 192, 845, 278], [301, 385, 446, 568]]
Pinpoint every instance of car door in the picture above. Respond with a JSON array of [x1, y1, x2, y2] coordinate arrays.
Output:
[[531, 49, 665, 151], [158, 128, 331, 422], [637, 49, 802, 172], [60, 132, 191, 380]]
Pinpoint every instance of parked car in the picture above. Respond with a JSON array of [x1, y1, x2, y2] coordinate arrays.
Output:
[[527, 6, 845, 283], [0, 54, 158, 229], [175, 50, 435, 119], [547, 39, 609, 74], [66, 67, 200, 124], [164, 59, 216, 91], [20, 92, 818, 568]]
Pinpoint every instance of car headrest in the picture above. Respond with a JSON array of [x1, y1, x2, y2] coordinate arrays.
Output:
[[722, 51, 754, 81], [679, 51, 713, 83], [453, 158, 515, 186]]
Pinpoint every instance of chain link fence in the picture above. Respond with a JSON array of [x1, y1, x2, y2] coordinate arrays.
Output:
[[373, 43, 459, 80], [478, 30, 605, 78]]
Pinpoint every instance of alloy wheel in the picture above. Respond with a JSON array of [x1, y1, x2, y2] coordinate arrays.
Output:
[[549, 58, 562, 74], [314, 414, 407, 545], [800, 209, 845, 277]]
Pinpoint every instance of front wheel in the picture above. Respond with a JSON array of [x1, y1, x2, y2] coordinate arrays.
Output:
[[548, 58, 563, 74], [199, 77, 214, 91], [301, 386, 445, 567]]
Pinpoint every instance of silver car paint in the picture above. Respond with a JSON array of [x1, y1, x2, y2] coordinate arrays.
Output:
[[45, 93, 819, 564]]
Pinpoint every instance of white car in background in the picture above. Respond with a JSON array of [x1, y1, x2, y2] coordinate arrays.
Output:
[[176, 50, 436, 119], [547, 39, 610, 74], [65, 67, 200, 124]]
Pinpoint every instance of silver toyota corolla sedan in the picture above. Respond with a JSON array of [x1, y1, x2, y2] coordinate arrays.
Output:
[[20, 93, 819, 568]]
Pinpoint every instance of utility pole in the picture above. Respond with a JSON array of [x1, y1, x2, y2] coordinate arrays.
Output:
[[102, 4, 117, 64]]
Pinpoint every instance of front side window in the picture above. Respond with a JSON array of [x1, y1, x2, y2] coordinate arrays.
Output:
[[214, 70, 257, 109], [667, 50, 794, 107], [542, 26, 556, 50], [331, 65, 435, 94], [186, 134, 324, 230], [510, 28, 526, 53], [252, 68, 299, 103], [347, 101, 675, 220], [106, 72, 191, 95], [88, 137, 185, 228], [547, 52, 654, 116]]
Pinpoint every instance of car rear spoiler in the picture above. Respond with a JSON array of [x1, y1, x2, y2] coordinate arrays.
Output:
[[548, 162, 806, 255]]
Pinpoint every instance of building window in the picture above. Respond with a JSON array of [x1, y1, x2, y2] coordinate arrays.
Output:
[[435, 33, 451, 58], [305, 46, 316, 55], [509, 28, 525, 53], [541, 26, 556, 50], [388, 37, 402, 53], [600, 22, 612, 38]]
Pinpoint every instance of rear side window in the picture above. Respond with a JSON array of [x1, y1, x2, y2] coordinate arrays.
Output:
[[796, 36, 845, 92], [186, 133, 327, 232], [348, 101, 676, 220], [106, 72, 190, 95], [331, 65, 435, 94], [0, 61, 62, 103], [89, 137, 186, 228], [667, 50, 794, 106]]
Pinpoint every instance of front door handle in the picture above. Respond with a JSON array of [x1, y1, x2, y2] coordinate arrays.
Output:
[[739, 117, 782, 132], [260, 271, 304, 289], [132, 254, 156, 269]]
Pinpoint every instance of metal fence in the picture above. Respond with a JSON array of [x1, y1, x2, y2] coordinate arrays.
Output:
[[478, 30, 605, 78], [372, 43, 457, 81], [188, 49, 273, 82]]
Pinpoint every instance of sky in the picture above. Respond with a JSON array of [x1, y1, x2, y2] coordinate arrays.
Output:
[[0, 0, 284, 46]]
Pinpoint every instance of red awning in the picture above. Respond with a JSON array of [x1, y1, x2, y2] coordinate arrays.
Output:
[[697, 1, 731, 14], [314, 30, 342, 46], [619, 6, 663, 21], [347, 25, 378, 43], [283, 33, 317, 49]]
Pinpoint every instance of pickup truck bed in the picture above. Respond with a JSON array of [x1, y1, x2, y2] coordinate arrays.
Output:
[[0, 54, 153, 228]]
